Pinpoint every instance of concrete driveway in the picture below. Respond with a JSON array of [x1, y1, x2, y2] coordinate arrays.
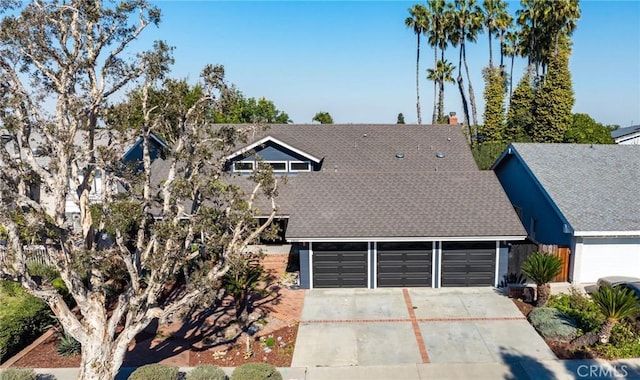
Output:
[[292, 287, 556, 367]]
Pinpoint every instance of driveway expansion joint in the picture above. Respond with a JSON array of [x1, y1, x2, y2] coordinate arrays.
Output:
[[301, 316, 526, 324]]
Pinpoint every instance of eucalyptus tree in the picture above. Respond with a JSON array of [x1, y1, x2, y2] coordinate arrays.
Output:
[[448, 0, 484, 139], [0, 1, 279, 379], [405, 4, 429, 124], [427, 60, 455, 123]]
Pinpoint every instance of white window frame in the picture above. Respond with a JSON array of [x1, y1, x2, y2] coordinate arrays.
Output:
[[265, 160, 288, 173], [289, 160, 311, 172], [233, 161, 255, 173]]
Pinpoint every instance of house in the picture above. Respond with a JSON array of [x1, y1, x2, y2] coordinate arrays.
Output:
[[492, 143, 640, 283], [207, 124, 526, 288], [611, 125, 640, 145]]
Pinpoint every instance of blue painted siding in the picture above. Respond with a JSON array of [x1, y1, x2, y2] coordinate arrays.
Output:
[[494, 152, 572, 246], [122, 138, 165, 163]]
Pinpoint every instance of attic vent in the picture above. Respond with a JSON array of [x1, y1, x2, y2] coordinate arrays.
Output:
[[436, 151, 446, 158], [395, 152, 405, 159]]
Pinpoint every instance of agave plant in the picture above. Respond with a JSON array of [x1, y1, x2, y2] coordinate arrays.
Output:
[[520, 252, 562, 307], [572, 285, 640, 347]]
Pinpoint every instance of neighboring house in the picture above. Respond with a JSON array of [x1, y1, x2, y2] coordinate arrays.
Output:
[[158, 124, 526, 289], [611, 125, 640, 145], [492, 143, 640, 283]]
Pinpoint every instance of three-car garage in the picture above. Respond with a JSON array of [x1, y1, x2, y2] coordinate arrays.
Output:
[[307, 241, 500, 289]]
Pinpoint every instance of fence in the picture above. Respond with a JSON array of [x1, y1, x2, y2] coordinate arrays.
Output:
[[508, 240, 570, 282], [0, 244, 51, 266]]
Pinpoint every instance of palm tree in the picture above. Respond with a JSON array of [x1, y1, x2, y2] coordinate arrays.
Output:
[[448, 0, 484, 139], [502, 30, 519, 98], [406, 4, 429, 125], [520, 252, 562, 307], [482, 0, 510, 68], [571, 286, 640, 348], [427, 59, 455, 123], [426, 0, 448, 123]]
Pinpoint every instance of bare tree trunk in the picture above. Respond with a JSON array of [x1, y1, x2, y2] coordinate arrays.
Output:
[[457, 44, 471, 141], [462, 43, 479, 134], [416, 35, 422, 125], [488, 29, 493, 68], [509, 55, 515, 99], [432, 46, 438, 124], [536, 283, 551, 307]]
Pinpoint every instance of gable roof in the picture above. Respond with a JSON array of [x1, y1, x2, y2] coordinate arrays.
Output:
[[611, 125, 640, 142], [225, 135, 322, 164], [225, 124, 478, 172], [285, 171, 526, 241], [503, 143, 640, 235]]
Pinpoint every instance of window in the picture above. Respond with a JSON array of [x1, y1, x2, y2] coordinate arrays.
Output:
[[266, 161, 287, 172], [290, 161, 311, 172], [234, 161, 254, 172]]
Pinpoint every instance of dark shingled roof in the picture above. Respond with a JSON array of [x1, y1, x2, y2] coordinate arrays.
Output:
[[510, 143, 640, 233], [285, 171, 526, 240], [611, 125, 640, 139], [149, 124, 526, 239]]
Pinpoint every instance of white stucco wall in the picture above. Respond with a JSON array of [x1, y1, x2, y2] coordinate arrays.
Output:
[[573, 237, 640, 283]]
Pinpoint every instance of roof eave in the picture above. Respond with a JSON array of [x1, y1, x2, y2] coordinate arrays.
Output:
[[286, 235, 528, 243], [574, 230, 640, 238]]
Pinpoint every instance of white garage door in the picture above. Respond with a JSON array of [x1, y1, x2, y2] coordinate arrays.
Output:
[[579, 238, 640, 282]]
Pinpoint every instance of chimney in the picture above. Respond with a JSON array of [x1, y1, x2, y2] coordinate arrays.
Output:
[[448, 112, 458, 125]]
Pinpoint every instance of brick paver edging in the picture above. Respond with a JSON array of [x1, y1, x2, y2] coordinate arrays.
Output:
[[402, 288, 430, 364]]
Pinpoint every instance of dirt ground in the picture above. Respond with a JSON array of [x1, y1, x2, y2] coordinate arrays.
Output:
[[7, 253, 305, 369]]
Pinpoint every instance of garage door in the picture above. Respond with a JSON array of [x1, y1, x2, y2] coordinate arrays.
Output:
[[377, 242, 432, 287], [578, 238, 640, 283], [441, 242, 495, 287], [312, 242, 368, 288]]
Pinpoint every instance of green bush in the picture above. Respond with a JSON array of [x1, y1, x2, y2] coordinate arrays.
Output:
[[230, 363, 282, 380], [528, 307, 579, 341], [0, 368, 36, 380], [593, 321, 640, 359], [56, 333, 81, 357], [128, 364, 180, 380], [186, 365, 227, 380], [548, 290, 604, 333], [26, 262, 59, 282], [0, 283, 53, 363], [0, 281, 22, 297]]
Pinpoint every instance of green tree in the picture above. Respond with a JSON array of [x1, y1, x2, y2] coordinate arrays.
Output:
[[405, 4, 429, 125], [564, 114, 615, 144], [427, 59, 455, 123], [521, 253, 563, 307], [448, 0, 484, 138], [531, 40, 574, 142], [0, 2, 279, 379], [505, 68, 534, 141], [213, 87, 291, 124], [426, 0, 451, 122], [481, 66, 507, 142], [572, 286, 640, 348], [397, 113, 406, 124], [482, 0, 510, 68], [312, 111, 334, 124]]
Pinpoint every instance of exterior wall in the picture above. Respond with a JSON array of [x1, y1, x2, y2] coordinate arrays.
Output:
[[615, 133, 640, 145], [572, 237, 640, 283], [494, 153, 571, 246], [122, 137, 165, 162], [498, 243, 509, 286], [299, 243, 311, 289], [228, 142, 316, 174]]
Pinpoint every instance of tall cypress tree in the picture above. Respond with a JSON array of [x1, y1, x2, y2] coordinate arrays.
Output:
[[481, 66, 507, 142], [505, 68, 535, 141], [531, 40, 574, 142]]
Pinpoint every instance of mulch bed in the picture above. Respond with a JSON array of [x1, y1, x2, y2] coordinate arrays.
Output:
[[11, 332, 81, 368]]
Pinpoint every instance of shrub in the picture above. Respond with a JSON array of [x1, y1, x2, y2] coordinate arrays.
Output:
[[593, 321, 640, 359], [26, 262, 59, 282], [57, 333, 81, 357], [230, 363, 282, 380], [186, 365, 227, 380], [0, 368, 36, 380], [528, 307, 579, 341], [548, 290, 604, 333], [128, 364, 180, 380], [0, 283, 53, 362]]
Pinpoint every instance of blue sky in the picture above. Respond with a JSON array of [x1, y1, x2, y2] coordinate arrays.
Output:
[[143, 1, 640, 127]]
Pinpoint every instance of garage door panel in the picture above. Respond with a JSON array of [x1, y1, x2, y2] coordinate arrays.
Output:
[[441, 243, 496, 287], [377, 243, 432, 288], [312, 244, 368, 288]]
